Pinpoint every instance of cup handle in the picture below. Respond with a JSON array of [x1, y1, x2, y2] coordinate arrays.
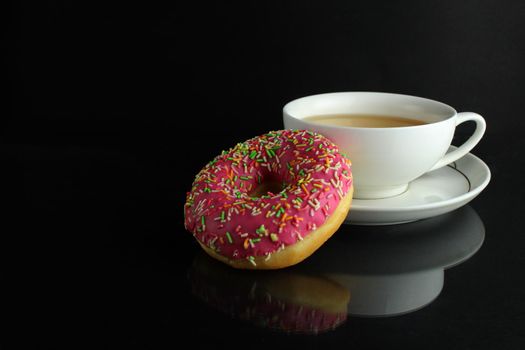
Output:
[[429, 112, 486, 171]]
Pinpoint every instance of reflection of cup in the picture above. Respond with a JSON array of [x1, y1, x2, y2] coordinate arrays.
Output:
[[296, 205, 485, 317], [331, 270, 444, 317], [188, 253, 350, 334], [283, 92, 486, 199]]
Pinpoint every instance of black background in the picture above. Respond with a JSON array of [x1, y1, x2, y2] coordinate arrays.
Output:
[[6, 1, 525, 348]]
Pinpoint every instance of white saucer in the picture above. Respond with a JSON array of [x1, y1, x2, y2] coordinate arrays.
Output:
[[346, 149, 491, 225]]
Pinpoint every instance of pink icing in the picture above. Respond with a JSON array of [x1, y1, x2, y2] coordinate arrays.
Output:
[[184, 129, 352, 264]]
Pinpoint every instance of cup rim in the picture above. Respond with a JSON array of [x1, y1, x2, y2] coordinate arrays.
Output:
[[282, 91, 458, 131]]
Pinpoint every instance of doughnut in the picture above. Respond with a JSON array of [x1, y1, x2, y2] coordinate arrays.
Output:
[[184, 129, 353, 269], [189, 252, 350, 333]]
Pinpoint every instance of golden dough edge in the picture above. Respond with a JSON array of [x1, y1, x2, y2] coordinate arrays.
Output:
[[200, 186, 353, 270]]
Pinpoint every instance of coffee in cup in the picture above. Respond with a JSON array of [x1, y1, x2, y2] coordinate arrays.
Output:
[[303, 114, 427, 128]]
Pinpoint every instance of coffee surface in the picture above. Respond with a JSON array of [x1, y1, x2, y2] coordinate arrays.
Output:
[[303, 114, 427, 128]]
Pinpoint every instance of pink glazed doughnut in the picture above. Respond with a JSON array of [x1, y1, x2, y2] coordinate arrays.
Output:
[[184, 129, 353, 269]]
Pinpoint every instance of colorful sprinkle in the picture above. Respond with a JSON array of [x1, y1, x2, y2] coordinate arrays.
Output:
[[256, 224, 268, 236]]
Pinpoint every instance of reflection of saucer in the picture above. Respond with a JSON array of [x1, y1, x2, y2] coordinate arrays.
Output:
[[346, 149, 491, 225], [298, 205, 485, 317]]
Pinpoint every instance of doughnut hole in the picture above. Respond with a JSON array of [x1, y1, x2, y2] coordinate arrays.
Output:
[[248, 174, 288, 198]]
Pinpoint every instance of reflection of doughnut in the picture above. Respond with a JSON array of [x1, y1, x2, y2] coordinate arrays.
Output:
[[184, 130, 353, 269], [189, 253, 350, 333]]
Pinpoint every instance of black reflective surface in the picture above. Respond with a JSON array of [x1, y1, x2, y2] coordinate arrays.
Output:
[[7, 1, 525, 348], [190, 206, 484, 327]]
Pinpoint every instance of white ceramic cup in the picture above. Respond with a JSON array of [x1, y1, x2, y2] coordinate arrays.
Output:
[[283, 92, 486, 199]]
